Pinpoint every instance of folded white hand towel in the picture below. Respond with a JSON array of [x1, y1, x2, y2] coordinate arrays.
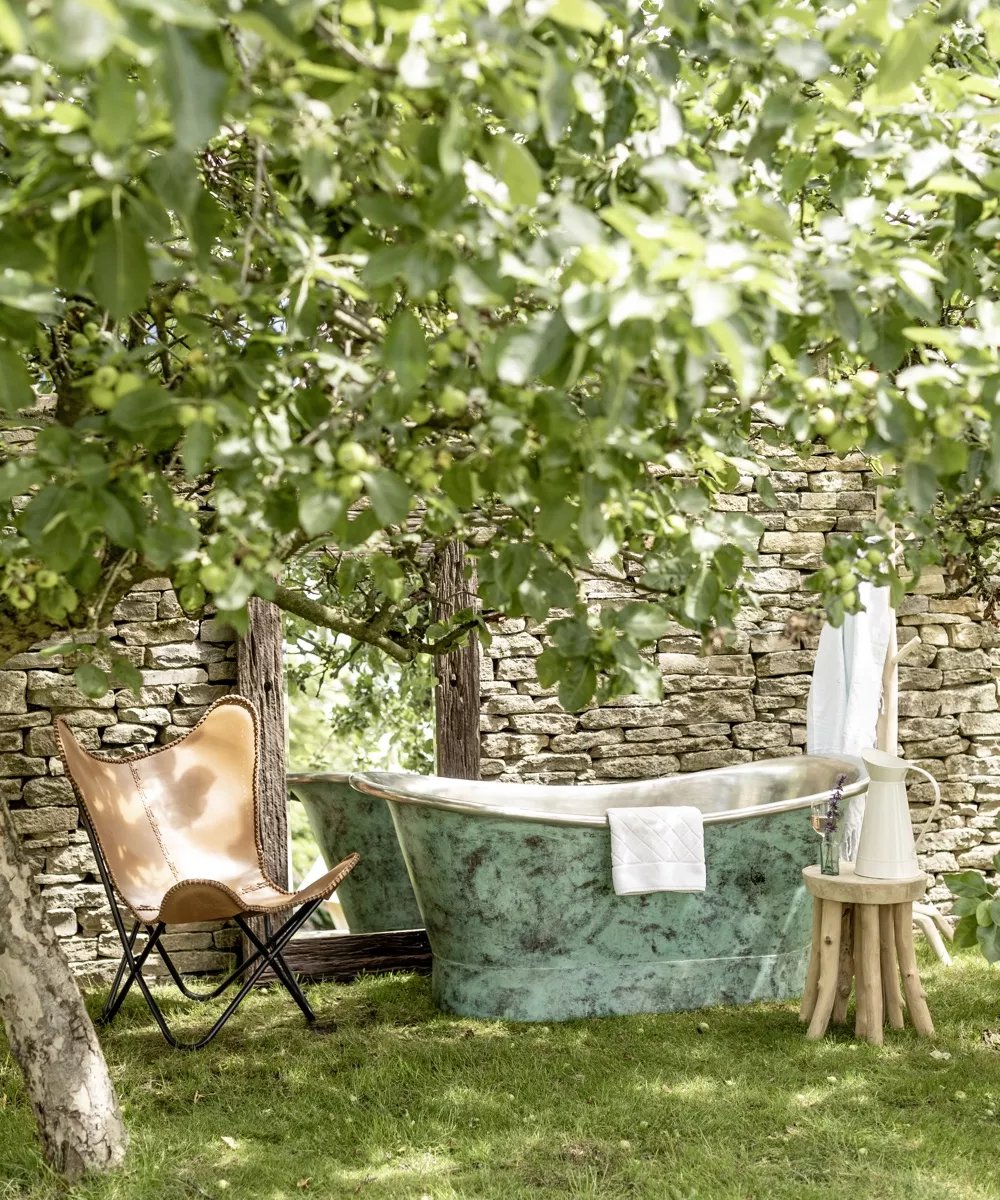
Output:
[[608, 806, 706, 895]]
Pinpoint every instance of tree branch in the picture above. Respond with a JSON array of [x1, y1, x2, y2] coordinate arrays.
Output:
[[270, 582, 414, 662]]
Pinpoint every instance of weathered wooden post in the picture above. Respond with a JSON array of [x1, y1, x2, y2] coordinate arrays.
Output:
[[237, 597, 289, 945], [434, 542, 481, 780]]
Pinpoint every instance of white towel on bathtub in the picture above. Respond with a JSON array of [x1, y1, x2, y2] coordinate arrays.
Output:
[[607, 806, 706, 895]]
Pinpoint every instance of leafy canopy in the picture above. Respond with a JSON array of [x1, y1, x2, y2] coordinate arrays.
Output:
[[0, 0, 998, 707]]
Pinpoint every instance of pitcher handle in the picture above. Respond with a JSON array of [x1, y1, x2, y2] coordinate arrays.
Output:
[[906, 764, 942, 852]]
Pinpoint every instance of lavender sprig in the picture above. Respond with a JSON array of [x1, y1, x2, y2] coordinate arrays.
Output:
[[822, 773, 848, 835]]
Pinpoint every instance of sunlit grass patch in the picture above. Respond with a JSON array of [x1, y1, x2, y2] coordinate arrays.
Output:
[[2, 954, 1000, 1198]]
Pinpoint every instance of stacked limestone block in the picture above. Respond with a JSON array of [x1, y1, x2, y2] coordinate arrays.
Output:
[[0, 581, 240, 980], [480, 451, 1000, 908]]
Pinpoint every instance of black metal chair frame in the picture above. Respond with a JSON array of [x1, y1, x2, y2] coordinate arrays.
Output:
[[84, 812, 323, 1051]]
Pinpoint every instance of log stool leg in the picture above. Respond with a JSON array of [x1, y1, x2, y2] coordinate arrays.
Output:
[[879, 905, 905, 1030], [831, 905, 854, 1025], [799, 897, 823, 1023], [855, 904, 884, 1045], [854, 902, 868, 1040], [893, 902, 934, 1037], [806, 900, 843, 1041]]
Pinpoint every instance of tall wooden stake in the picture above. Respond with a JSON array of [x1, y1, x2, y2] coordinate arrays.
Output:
[[434, 542, 481, 780]]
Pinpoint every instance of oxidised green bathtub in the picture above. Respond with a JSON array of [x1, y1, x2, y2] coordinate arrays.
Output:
[[287, 773, 422, 933], [351, 757, 867, 1021]]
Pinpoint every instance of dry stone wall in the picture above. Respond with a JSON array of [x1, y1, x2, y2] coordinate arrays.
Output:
[[480, 452, 1000, 909], [0, 581, 240, 979]]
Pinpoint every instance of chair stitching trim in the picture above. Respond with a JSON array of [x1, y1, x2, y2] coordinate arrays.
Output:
[[154, 853, 359, 919], [128, 761, 181, 883]]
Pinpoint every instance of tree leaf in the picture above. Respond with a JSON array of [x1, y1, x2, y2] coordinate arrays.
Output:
[[944, 870, 990, 900], [487, 136, 543, 208], [182, 420, 214, 475], [0, 0, 26, 50], [161, 26, 229, 152], [683, 566, 720, 624], [535, 647, 563, 689], [545, 0, 606, 35], [690, 282, 739, 328], [298, 491, 345, 537], [74, 663, 109, 699], [0, 345, 33, 413], [953, 914, 979, 949], [616, 603, 671, 641], [108, 387, 174, 433], [93, 62, 137, 152], [558, 659, 597, 712], [872, 18, 939, 99], [91, 213, 150, 319], [978, 922, 1000, 964], [51, 0, 119, 67], [903, 460, 937, 513], [109, 656, 142, 694], [383, 310, 428, 393], [363, 470, 412, 524], [95, 492, 137, 547]]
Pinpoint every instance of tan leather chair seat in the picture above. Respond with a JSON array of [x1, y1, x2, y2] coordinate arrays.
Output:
[[57, 696, 357, 924]]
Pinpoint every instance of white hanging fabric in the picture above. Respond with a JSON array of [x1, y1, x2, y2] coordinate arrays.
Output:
[[806, 582, 895, 858]]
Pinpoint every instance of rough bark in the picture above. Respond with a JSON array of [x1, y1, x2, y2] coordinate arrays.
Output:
[[0, 800, 126, 1178], [434, 543, 481, 780], [237, 598, 289, 953], [0, 618, 128, 1178]]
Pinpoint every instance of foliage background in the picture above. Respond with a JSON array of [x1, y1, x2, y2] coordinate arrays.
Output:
[[0, 0, 998, 711]]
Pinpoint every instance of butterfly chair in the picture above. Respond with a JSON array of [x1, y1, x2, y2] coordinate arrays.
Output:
[[56, 695, 359, 1050]]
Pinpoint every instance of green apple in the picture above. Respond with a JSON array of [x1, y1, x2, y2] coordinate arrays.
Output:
[[336, 441, 372, 471]]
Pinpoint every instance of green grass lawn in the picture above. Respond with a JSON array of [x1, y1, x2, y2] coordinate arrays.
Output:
[[2, 950, 999, 1200]]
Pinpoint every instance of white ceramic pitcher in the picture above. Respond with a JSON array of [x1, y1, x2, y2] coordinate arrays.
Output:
[[854, 748, 941, 880]]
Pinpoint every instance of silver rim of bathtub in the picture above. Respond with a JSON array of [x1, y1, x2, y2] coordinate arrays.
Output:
[[350, 755, 869, 828], [287, 772, 351, 785]]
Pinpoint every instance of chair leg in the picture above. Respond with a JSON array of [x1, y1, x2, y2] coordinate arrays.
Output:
[[101, 923, 167, 1026], [100, 920, 140, 1024], [82, 807, 326, 1046], [154, 942, 245, 1003], [235, 913, 317, 1023], [104, 901, 326, 1051]]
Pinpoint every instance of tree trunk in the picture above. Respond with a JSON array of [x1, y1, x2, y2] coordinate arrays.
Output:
[[0, 613, 130, 1179], [0, 799, 126, 1179], [434, 543, 481, 780]]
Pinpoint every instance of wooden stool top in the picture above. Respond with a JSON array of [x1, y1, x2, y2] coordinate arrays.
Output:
[[802, 864, 929, 904]]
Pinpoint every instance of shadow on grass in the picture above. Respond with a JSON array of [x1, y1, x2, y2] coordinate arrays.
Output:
[[2, 956, 1000, 1199]]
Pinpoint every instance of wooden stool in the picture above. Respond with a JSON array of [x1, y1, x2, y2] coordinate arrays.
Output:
[[799, 865, 934, 1045]]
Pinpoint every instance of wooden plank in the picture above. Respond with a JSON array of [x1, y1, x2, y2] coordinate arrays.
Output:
[[434, 541, 481, 780], [259, 929, 432, 984]]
